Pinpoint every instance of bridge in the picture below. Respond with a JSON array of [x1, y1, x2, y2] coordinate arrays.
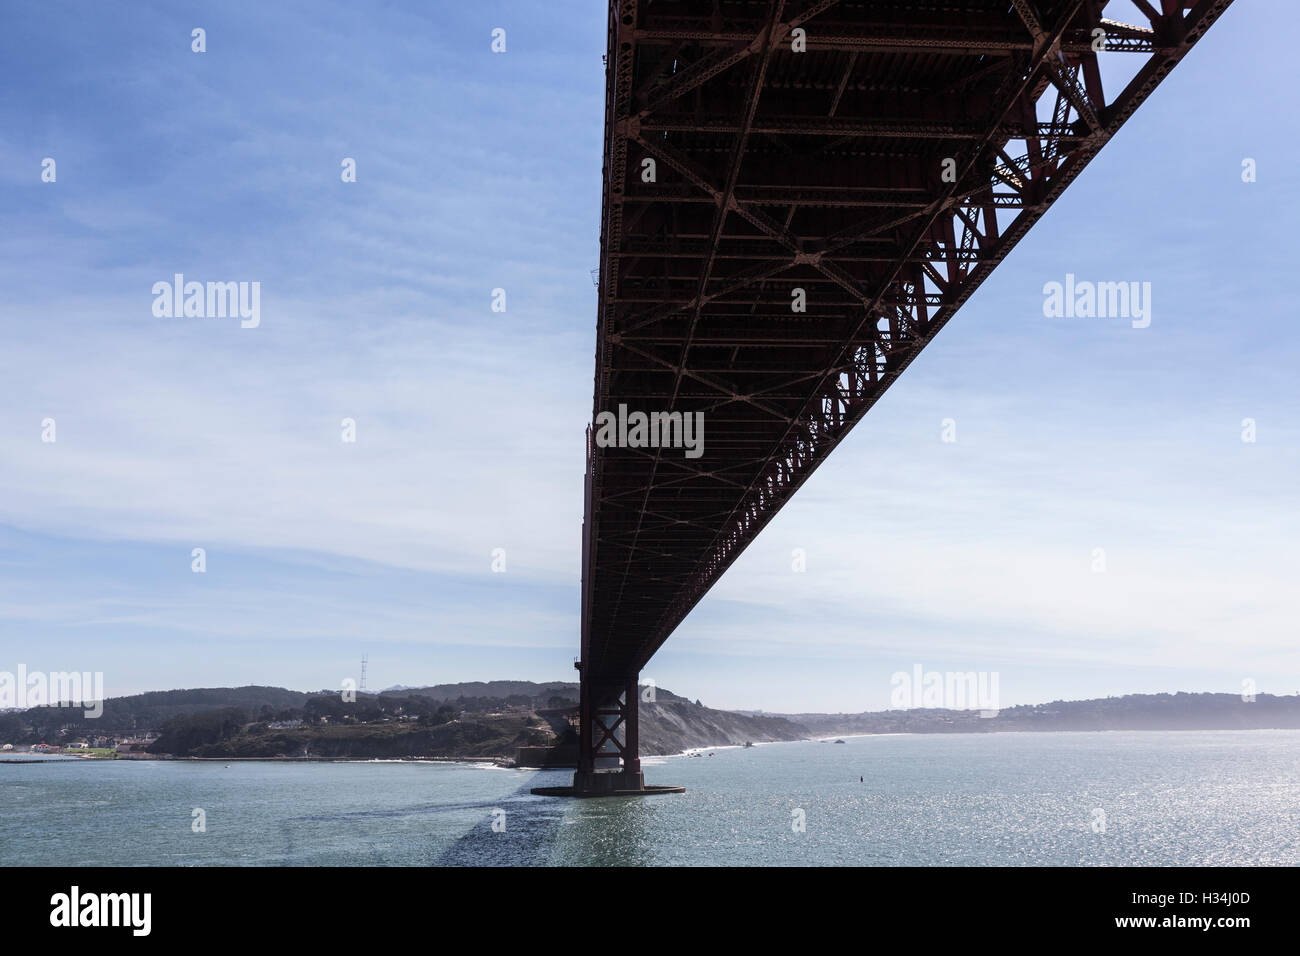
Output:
[[538, 0, 1235, 796]]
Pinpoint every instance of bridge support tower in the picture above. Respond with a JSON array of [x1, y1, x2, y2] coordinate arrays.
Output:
[[531, 672, 683, 797]]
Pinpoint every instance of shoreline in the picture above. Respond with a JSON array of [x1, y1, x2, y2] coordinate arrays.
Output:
[[180, 755, 516, 766], [7, 727, 1299, 768], [1, 754, 519, 768]]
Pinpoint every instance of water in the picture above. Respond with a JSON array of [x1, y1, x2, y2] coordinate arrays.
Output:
[[2, 731, 1297, 866]]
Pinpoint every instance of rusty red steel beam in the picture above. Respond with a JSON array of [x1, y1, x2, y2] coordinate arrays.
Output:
[[583, 0, 1236, 684], [634, 0, 1236, 669], [634, 23, 1160, 55], [605, 0, 792, 642]]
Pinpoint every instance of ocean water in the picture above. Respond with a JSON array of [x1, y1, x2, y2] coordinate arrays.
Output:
[[2, 731, 1297, 866]]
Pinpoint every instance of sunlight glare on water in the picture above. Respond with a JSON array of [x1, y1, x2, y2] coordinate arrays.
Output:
[[3, 731, 1297, 866]]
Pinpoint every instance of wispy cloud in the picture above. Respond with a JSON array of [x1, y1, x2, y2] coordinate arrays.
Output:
[[0, 1, 1295, 710]]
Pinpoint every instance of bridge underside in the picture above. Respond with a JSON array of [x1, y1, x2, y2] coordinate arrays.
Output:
[[554, 0, 1232, 795]]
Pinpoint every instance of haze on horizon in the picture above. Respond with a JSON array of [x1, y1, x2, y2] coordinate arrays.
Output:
[[1, 2, 1296, 714]]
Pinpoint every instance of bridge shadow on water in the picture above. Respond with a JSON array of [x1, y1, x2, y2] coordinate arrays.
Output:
[[435, 772, 662, 867], [263, 772, 557, 865], [433, 773, 569, 866], [268, 768, 662, 865]]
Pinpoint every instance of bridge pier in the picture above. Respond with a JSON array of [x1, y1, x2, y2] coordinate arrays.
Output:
[[532, 673, 683, 798], [529, 429, 681, 797]]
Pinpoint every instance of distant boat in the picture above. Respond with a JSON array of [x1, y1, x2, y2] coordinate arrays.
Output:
[[743, 741, 754, 748], [833, 739, 845, 744]]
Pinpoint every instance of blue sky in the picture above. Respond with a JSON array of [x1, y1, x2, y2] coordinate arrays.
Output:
[[1, 1, 1295, 712]]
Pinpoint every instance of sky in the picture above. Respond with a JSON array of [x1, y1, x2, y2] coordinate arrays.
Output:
[[1, 1, 1296, 713]]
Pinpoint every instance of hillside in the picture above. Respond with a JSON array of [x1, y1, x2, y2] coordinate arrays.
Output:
[[639, 698, 806, 753], [0, 685, 312, 742], [789, 692, 1300, 736], [380, 681, 581, 702], [178, 715, 550, 760], [0, 680, 785, 760], [6, 685, 1298, 762]]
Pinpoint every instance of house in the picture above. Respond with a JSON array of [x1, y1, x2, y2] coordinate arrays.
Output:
[[115, 735, 157, 752]]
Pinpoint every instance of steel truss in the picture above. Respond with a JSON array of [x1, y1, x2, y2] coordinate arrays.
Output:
[[579, 0, 1235, 731]]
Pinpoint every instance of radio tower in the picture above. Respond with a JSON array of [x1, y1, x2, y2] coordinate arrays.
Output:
[[359, 655, 368, 693]]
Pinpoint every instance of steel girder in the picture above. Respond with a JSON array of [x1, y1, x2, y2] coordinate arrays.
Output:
[[582, 0, 1235, 684]]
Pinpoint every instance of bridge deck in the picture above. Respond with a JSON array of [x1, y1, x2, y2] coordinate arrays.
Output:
[[581, 0, 1233, 686]]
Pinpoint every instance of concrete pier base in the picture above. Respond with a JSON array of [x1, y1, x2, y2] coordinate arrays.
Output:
[[531, 770, 684, 798]]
